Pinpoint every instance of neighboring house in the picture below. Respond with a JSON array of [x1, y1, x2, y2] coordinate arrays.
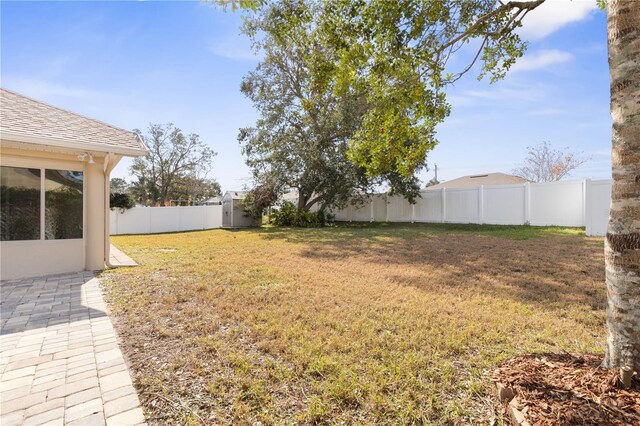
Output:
[[221, 191, 261, 228], [426, 172, 530, 190], [200, 196, 222, 206], [0, 88, 148, 280]]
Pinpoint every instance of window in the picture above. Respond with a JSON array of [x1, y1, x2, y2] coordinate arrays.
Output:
[[0, 166, 83, 241], [45, 170, 83, 240], [0, 166, 41, 241]]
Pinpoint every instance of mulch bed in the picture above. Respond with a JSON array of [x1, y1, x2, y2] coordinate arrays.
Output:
[[494, 353, 640, 425]]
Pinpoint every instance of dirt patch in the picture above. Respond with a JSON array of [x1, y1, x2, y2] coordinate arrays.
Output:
[[494, 353, 640, 425]]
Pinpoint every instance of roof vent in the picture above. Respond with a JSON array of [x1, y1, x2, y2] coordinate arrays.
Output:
[[470, 174, 489, 179]]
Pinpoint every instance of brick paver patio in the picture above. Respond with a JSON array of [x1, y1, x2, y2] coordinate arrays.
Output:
[[0, 272, 145, 425]]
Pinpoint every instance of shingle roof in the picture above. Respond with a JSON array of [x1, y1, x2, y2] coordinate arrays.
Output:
[[426, 172, 531, 189], [224, 191, 248, 200], [0, 88, 147, 156]]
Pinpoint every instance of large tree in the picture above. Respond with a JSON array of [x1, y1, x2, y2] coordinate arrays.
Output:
[[239, 1, 421, 212], [130, 123, 218, 206], [233, 0, 640, 373], [109, 177, 129, 194], [172, 174, 222, 205], [602, 0, 639, 373]]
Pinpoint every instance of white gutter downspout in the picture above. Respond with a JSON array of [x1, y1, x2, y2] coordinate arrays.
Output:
[[104, 152, 117, 268]]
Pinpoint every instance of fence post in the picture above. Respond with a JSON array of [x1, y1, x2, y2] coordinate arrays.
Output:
[[146, 207, 152, 234], [478, 185, 484, 224], [411, 204, 415, 224], [370, 199, 374, 222], [524, 182, 531, 225], [441, 188, 446, 223], [385, 193, 390, 222], [584, 179, 591, 233]]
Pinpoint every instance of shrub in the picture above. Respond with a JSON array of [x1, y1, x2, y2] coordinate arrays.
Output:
[[241, 184, 278, 219], [270, 202, 327, 227], [110, 192, 136, 212]]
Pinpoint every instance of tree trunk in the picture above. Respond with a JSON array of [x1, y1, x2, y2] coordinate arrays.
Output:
[[297, 192, 308, 211], [602, 0, 640, 371]]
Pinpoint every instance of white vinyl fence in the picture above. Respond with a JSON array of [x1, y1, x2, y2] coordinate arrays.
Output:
[[110, 205, 222, 235], [109, 179, 612, 236], [330, 179, 612, 236]]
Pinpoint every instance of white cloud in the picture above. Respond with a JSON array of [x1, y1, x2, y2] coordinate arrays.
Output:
[[518, 0, 598, 40], [511, 49, 573, 72], [465, 83, 547, 102]]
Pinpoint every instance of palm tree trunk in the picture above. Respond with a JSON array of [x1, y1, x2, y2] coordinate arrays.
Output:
[[602, 0, 640, 371]]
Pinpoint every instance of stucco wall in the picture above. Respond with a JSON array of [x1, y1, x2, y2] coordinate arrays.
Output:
[[0, 144, 107, 280]]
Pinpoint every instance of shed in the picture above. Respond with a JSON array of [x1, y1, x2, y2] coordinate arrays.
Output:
[[222, 191, 261, 228], [0, 88, 148, 280]]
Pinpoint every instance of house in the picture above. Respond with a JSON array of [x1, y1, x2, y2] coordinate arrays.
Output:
[[426, 172, 530, 190], [200, 196, 222, 206], [0, 88, 148, 280], [221, 191, 261, 228]]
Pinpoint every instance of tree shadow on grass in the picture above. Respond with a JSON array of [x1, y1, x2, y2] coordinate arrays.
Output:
[[253, 223, 606, 312]]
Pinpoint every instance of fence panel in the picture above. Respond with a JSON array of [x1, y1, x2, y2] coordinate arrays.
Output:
[[372, 195, 387, 221], [586, 180, 611, 236], [111, 208, 149, 235], [387, 195, 413, 222], [529, 180, 584, 227], [205, 205, 223, 229], [352, 201, 372, 222], [332, 206, 350, 221], [110, 206, 222, 235], [414, 190, 442, 222], [483, 185, 526, 225], [178, 207, 206, 232], [444, 188, 479, 223], [149, 207, 179, 234]]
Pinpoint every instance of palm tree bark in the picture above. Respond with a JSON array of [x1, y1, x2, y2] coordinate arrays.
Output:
[[602, 0, 640, 371]]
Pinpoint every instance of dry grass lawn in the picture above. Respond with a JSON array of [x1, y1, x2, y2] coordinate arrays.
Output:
[[102, 224, 606, 425]]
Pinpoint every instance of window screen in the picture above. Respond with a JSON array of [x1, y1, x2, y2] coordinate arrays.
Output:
[[0, 166, 42, 241], [45, 170, 83, 240]]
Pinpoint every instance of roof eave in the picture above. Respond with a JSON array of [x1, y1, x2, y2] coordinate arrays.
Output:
[[0, 131, 149, 157]]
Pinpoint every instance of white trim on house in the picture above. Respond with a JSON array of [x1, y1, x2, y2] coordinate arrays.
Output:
[[0, 131, 148, 157]]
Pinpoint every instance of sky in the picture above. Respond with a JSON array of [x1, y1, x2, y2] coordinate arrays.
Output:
[[1, 0, 611, 192]]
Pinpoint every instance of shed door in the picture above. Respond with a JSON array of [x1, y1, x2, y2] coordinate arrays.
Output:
[[222, 199, 232, 227]]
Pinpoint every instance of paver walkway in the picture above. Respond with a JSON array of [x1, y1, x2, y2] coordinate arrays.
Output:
[[0, 272, 145, 425], [109, 245, 138, 268]]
